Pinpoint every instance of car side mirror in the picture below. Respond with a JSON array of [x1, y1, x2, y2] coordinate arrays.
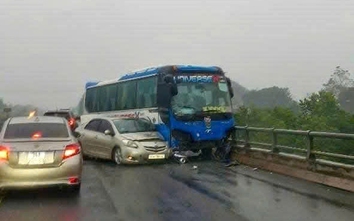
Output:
[[104, 129, 114, 136]]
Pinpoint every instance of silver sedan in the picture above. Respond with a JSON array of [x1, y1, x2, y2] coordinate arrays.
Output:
[[0, 116, 83, 193], [76, 117, 172, 164]]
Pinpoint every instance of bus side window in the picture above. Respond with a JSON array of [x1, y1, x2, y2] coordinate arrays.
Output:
[[107, 84, 117, 111], [126, 81, 137, 109], [116, 83, 124, 110], [137, 77, 157, 108], [114, 83, 119, 110], [98, 86, 108, 111], [117, 81, 137, 110], [85, 87, 97, 112]]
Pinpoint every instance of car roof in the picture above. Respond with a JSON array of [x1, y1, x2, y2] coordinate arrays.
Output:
[[88, 116, 140, 122], [110, 117, 140, 121], [44, 110, 72, 113], [8, 116, 67, 125]]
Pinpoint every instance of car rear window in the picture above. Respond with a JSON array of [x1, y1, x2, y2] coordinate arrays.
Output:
[[44, 112, 70, 119], [4, 123, 69, 139]]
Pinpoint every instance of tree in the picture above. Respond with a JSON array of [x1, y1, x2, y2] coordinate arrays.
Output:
[[338, 87, 354, 114], [235, 106, 298, 129], [0, 98, 9, 122], [75, 94, 85, 116], [0, 98, 5, 110], [230, 80, 248, 109], [242, 86, 299, 111], [298, 90, 353, 132], [323, 66, 354, 97], [299, 91, 339, 117]]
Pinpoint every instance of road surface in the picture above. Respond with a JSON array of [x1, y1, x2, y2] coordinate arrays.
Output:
[[0, 158, 353, 221]]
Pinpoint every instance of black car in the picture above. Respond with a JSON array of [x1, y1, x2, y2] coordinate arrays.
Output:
[[43, 109, 78, 131]]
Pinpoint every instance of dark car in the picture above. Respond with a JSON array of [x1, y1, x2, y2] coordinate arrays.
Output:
[[43, 109, 78, 131]]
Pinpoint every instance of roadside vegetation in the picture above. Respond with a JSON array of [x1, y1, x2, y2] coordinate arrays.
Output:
[[234, 66, 354, 163]]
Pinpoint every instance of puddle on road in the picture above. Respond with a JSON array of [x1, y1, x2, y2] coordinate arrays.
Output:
[[224, 165, 354, 211], [169, 166, 234, 210]]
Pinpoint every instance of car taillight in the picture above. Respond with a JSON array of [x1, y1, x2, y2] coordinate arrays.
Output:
[[68, 118, 75, 127], [0, 146, 9, 161], [32, 132, 42, 139], [63, 143, 81, 160]]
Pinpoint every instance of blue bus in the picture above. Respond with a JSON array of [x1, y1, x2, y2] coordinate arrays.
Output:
[[76, 65, 235, 155]]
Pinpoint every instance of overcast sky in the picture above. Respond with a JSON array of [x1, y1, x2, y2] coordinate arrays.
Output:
[[0, 0, 353, 109]]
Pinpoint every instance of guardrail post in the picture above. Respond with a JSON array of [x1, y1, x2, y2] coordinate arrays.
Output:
[[244, 126, 250, 149], [271, 128, 279, 153], [231, 127, 237, 146], [229, 127, 237, 149], [306, 131, 316, 170]]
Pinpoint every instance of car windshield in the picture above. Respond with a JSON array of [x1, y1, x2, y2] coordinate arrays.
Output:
[[3, 123, 69, 139], [113, 118, 156, 134], [171, 80, 232, 116]]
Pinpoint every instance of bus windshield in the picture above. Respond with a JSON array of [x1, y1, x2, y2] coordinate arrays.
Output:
[[171, 81, 232, 119]]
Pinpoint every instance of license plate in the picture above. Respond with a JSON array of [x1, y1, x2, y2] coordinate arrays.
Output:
[[27, 152, 46, 165], [148, 154, 165, 160]]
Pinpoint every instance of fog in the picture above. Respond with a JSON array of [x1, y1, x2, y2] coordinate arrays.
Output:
[[1, 0, 353, 109]]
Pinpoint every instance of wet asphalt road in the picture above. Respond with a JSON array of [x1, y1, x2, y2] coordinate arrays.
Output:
[[0, 158, 353, 221]]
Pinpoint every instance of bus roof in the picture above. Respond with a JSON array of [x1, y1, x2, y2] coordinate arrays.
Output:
[[85, 65, 222, 89], [85, 81, 100, 89]]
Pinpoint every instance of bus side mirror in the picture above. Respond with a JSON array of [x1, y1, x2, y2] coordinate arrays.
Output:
[[171, 84, 178, 96], [229, 88, 234, 98], [163, 75, 174, 84], [226, 78, 234, 98], [162, 74, 178, 96], [157, 83, 172, 108]]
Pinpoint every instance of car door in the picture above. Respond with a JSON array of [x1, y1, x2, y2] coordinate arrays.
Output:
[[95, 119, 116, 159], [79, 119, 102, 156]]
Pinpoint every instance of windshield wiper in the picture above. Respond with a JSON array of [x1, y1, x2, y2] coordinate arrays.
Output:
[[195, 110, 232, 119], [195, 110, 218, 115], [180, 106, 196, 110], [202, 109, 219, 113]]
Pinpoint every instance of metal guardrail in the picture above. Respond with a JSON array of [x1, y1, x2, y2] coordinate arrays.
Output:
[[233, 126, 354, 166]]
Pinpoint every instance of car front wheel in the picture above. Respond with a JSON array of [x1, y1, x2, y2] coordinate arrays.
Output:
[[112, 147, 123, 165]]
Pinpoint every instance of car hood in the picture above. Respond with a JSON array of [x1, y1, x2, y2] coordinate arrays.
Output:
[[120, 131, 163, 141]]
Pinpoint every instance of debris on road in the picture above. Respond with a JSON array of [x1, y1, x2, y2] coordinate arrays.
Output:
[[172, 150, 202, 164], [225, 160, 240, 167]]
